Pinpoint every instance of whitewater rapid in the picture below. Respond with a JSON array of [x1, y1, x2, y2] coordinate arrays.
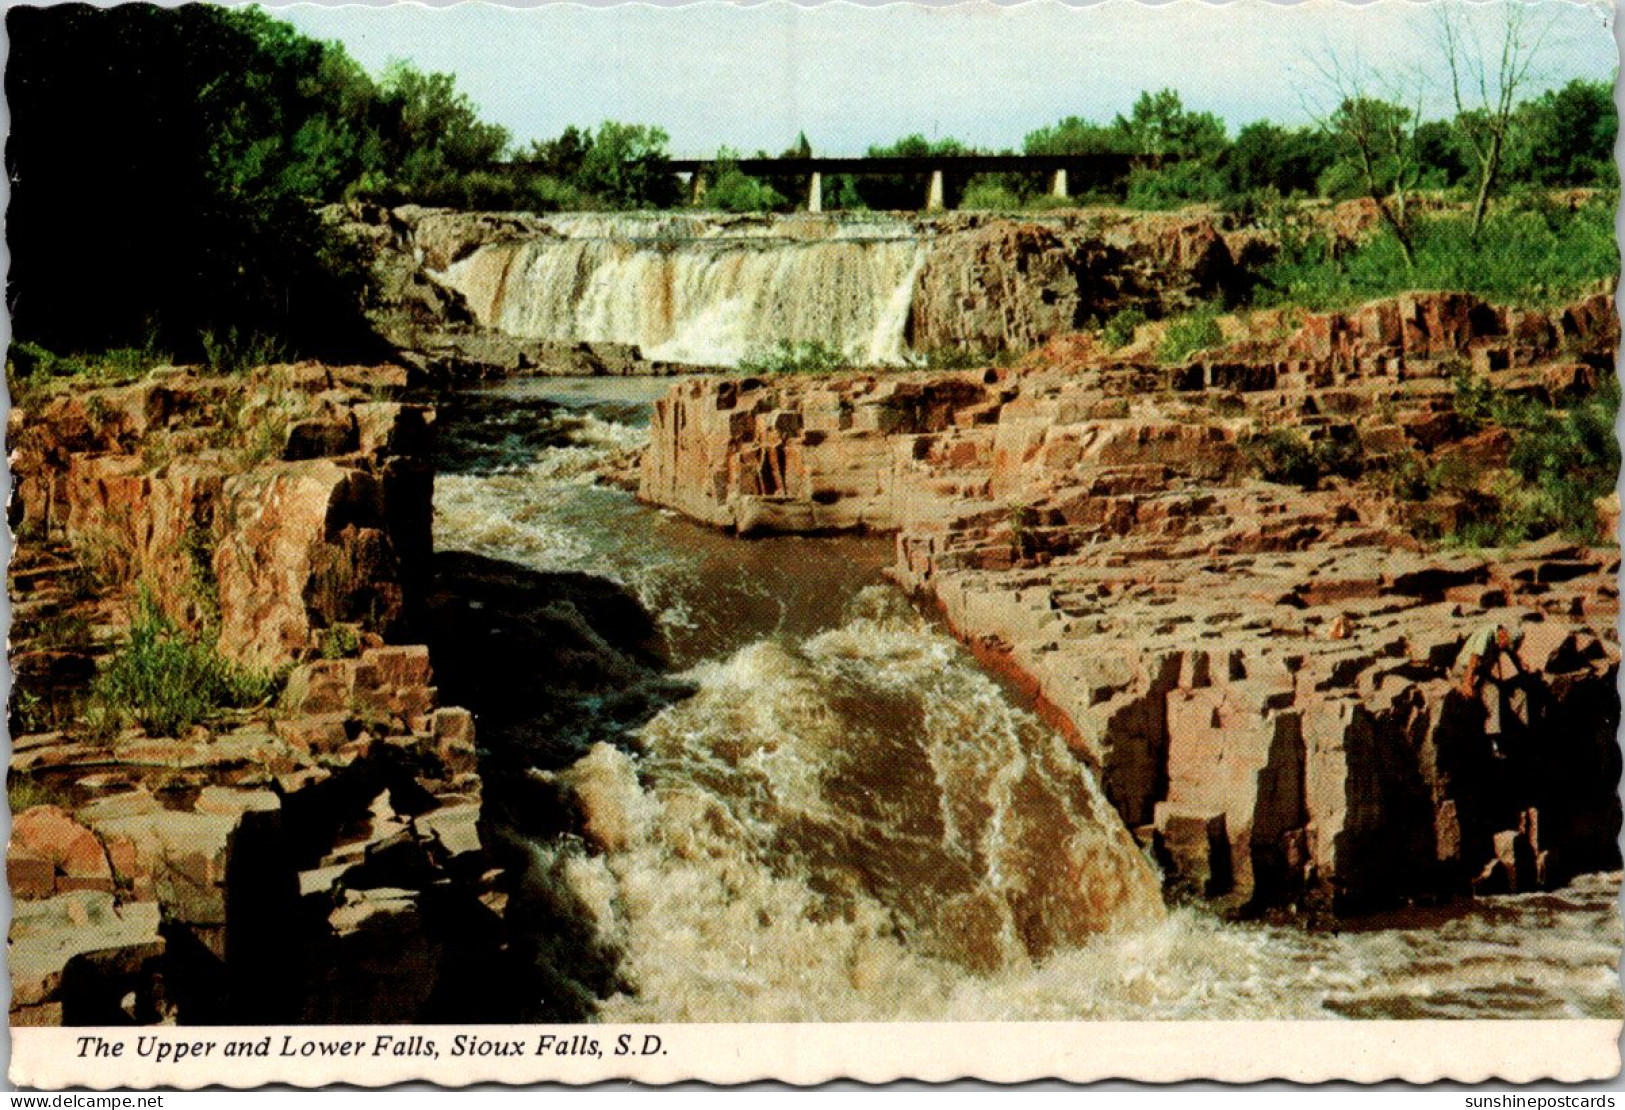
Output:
[[433, 377, 1624, 1023]]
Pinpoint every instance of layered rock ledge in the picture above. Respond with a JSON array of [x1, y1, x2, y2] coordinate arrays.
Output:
[[637, 288, 1623, 912]]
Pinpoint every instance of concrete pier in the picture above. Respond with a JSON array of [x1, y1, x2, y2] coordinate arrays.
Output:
[[808, 171, 823, 213], [925, 169, 945, 211]]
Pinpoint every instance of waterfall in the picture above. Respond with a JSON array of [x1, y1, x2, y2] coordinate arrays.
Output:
[[432, 214, 927, 366]]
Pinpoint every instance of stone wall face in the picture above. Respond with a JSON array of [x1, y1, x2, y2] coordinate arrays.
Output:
[[14, 363, 430, 666], [636, 289, 1623, 912]]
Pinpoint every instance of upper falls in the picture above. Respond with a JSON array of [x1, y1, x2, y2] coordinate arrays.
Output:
[[434, 213, 928, 366]]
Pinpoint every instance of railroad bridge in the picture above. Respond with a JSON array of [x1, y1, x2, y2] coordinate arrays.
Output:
[[494, 153, 1158, 212], [667, 153, 1153, 211]]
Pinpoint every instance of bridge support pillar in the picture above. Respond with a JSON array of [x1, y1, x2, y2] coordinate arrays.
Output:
[[808, 171, 822, 213], [925, 169, 945, 211], [1050, 168, 1069, 200], [689, 171, 707, 205]]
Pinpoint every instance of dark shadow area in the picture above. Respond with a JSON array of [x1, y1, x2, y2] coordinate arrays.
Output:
[[423, 549, 693, 1019]]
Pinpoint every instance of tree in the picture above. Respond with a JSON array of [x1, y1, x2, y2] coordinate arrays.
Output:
[[1112, 89, 1227, 160], [1224, 122, 1339, 197], [6, 4, 383, 359], [704, 148, 787, 213], [857, 133, 970, 210], [1439, 3, 1550, 236], [1507, 79, 1616, 188], [1327, 95, 1425, 265], [1307, 49, 1428, 267], [575, 121, 680, 209], [523, 125, 594, 179], [1023, 116, 1123, 156], [373, 62, 511, 203]]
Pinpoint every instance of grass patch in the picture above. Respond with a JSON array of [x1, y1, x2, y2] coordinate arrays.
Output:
[[7, 339, 169, 405], [911, 345, 1014, 370], [199, 326, 288, 375], [15, 609, 94, 652], [8, 774, 72, 812], [1256, 200, 1618, 312], [737, 340, 848, 376], [89, 588, 276, 738]]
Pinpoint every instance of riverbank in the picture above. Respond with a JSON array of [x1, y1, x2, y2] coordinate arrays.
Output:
[[634, 287, 1623, 914]]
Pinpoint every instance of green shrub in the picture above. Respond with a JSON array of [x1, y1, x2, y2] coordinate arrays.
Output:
[[1009, 504, 1039, 560], [1125, 161, 1229, 210], [1156, 307, 1224, 364], [319, 623, 361, 660], [704, 168, 787, 213], [1506, 376, 1620, 540], [959, 181, 1025, 211], [1403, 375, 1621, 548], [182, 525, 221, 629], [1256, 200, 1618, 312], [1241, 428, 1364, 490], [1101, 306, 1149, 350], [523, 174, 598, 213], [90, 589, 275, 737], [737, 340, 848, 376]]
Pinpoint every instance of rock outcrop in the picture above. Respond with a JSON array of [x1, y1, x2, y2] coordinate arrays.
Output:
[[13, 362, 430, 667], [637, 288, 1623, 913], [7, 364, 517, 1025], [907, 213, 1236, 353]]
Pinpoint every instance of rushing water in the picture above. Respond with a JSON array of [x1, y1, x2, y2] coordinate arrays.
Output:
[[434, 376, 1624, 1022], [433, 214, 927, 366]]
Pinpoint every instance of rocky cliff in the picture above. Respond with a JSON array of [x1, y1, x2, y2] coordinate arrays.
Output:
[[7, 366, 515, 1024], [636, 289, 1623, 913]]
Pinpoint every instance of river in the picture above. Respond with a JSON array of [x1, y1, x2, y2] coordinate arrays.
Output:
[[432, 375, 1623, 1023]]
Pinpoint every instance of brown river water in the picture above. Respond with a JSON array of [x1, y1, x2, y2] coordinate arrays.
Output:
[[433, 376, 1623, 1023]]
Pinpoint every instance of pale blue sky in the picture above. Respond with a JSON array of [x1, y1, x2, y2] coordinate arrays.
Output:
[[262, 1, 1619, 156]]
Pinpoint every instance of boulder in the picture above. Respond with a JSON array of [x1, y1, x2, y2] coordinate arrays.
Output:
[[10, 805, 114, 897]]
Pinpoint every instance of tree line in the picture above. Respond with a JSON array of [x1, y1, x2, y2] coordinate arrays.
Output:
[[6, 3, 1615, 364]]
